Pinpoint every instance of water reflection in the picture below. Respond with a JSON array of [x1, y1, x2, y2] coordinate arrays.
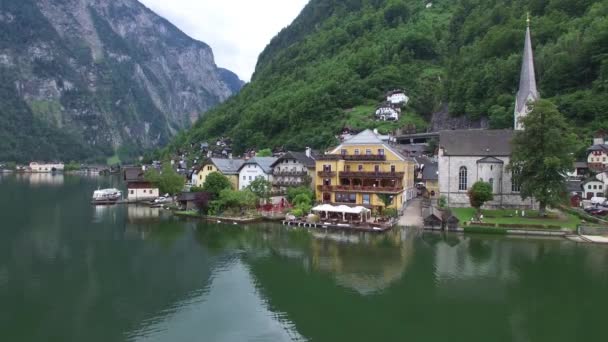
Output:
[[15, 172, 64, 186]]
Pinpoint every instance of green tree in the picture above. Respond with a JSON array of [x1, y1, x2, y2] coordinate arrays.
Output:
[[508, 100, 579, 216], [145, 165, 185, 195], [468, 181, 494, 218], [287, 186, 314, 204], [256, 148, 272, 157], [248, 177, 272, 203], [202, 172, 232, 198], [214, 189, 258, 213], [377, 193, 395, 208]]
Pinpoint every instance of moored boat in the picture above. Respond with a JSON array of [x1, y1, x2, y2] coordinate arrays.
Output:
[[91, 188, 122, 204]]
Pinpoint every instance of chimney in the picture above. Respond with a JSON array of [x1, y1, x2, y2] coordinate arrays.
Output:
[[141, 165, 146, 171], [305, 147, 311, 158]]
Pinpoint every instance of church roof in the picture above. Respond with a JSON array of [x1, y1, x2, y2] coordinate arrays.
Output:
[[477, 156, 504, 164], [515, 24, 540, 115], [439, 129, 513, 156]]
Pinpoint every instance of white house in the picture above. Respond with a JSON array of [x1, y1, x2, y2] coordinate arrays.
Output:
[[123, 167, 159, 201], [238, 157, 278, 190], [582, 178, 605, 200], [29, 162, 64, 172], [587, 131, 608, 173], [375, 103, 399, 121], [386, 89, 409, 106], [270, 149, 316, 191]]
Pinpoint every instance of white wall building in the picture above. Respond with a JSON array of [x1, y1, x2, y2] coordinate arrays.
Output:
[[238, 157, 277, 190], [29, 162, 64, 172], [438, 130, 535, 209], [386, 90, 409, 106], [375, 105, 399, 121]]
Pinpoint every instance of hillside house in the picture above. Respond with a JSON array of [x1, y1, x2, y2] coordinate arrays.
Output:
[[315, 129, 416, 212], [194, 158, 245, 189], [582, 178, 605, 199], [587, 131, 608, 173], [123, 166, 159, 201], [271, 149, 316, 192], [238, 157, 278, 190], [386, 89, 409, 106], [375, 102, 399, 121]]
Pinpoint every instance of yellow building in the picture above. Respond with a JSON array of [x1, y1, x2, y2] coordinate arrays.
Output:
[[314, 130, 416, 212], [194, 158, 245, 189]]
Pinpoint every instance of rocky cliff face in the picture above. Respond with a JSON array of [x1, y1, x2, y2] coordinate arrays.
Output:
[[0, 0, 241, 161]]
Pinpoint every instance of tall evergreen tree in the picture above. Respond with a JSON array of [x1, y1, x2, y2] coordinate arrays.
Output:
[[508, 100, 579, 216]]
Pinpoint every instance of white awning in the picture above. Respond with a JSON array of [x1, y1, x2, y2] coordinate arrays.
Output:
[[312, 204, 371, 214]]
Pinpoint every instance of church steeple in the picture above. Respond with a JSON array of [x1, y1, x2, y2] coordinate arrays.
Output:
[[514, 13, 540, 130]]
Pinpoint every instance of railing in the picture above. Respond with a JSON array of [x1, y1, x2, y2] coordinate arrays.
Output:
[[316, 154, 387, 161], [317, 171, 337, 177], [339, 171, 404, 179], [317, 185, 403, 193], [273, 170, 308, 176], [274, 180, 305, 186]]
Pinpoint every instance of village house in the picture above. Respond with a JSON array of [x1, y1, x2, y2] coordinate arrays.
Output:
[[587, 131, 608, 173], [314, 129, 416, 212], [375, 102, 399, 121], [29, 162, 64, 172], [270, 149, 316, 192], [194, 158, 245, 189], [415, 156, 439, 197], [123, 166, 159, 201], [582, 177, 605, 200], [386, 89, 409, 106], [238, 157, 278, 190]]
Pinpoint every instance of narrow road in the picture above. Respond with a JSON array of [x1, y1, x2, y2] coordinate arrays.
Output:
[[399, 197, 423, 227]]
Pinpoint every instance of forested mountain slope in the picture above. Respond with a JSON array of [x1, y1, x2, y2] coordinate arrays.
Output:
[[0, 0, 242, 163], [173, 0, 607, 155]]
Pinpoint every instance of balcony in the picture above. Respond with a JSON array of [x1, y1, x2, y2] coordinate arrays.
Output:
[[340, 171, 404, 179], [273, 170, 308, 176], [317, 171, 337, 177], [317, 185, 403, 194], [343, 154, 386, 161], [588, 162, 607, 172], [316, 154, 387, 161], [274, 180, 305, 187]]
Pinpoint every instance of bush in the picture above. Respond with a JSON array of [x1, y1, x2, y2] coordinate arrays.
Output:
[[438, 196, 447, 209], [291, 208, 304, 217], [307, 214, 320, 223], [383, 208, 398, 218]]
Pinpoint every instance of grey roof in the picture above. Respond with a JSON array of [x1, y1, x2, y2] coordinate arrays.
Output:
[[566, 181, 582, 193], [240, 157, 278, 174], [272, 151, 316, 168], [123, 167, 145, 182], [588, 144, 608, 152], [439, 129, 514, 156], [210, 158, 245, 175], [515, 25, 540, 115], [574, 161, 588, 168], [342, 129, 384, 145], [477, 156, 504, 164], [415, 156, 438, 180]]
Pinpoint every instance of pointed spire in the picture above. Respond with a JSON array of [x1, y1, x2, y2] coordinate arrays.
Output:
[[514, 14, 540, 130]]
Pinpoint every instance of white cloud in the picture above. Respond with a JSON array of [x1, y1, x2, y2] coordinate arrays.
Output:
[[139, 0, 308, 81]]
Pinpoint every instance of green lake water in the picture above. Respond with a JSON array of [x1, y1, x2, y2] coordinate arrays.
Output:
[[1, 173, 608, 342]]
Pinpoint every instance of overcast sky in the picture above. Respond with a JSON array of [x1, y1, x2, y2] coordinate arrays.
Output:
[[140, 0, 308, 81]]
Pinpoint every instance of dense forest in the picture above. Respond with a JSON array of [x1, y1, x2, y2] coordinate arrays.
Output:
[[167, 0, 608, 156]]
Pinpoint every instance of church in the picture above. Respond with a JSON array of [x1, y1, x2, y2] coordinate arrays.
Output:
[[438, 18, 539, 209]]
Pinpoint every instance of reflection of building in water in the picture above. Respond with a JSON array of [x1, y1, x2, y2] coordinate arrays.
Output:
[[127, 205, 161, 223], [18, 173, 64, 186], [306, 229, 414, 295]]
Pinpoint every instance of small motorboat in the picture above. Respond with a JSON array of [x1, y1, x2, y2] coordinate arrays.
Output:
[[91, 188, 122, 204]]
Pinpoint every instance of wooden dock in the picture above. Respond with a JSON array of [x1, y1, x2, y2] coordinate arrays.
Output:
[[281, 220, 393, 233]]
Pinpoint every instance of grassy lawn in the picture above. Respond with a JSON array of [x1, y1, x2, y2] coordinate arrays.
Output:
[[452, 207, 581, 229], [343, 104, 428, 134]]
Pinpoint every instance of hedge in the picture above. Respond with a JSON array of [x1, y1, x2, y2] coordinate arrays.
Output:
[[464, 226, 508, 235]]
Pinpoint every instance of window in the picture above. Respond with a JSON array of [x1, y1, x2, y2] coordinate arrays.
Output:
[[336, 193, 356, 203], [374, 165, 380, 172], [458, 167, 468, 191], [323, 165, 332, 172], [143, 189, 146, 193], [600, 185, 603, 190], [512, 169, 521, 192], [341, 149, 347, 155], [378, 149, 385, 155], [365, 149, 372, 155], [593, 185, 598, 190], [362, 194, 371, 205], [354, 149, 360, 155], [588, 185, 592, 190], [249, 176, 252, 180], [130, 190, 134, 195], [243, 175, 246, 180], [490, 165, 493, 171], [391, 165, 396, 173], [489, 178, 494, 191], [344, 165, 351, 172], [324, 178, 331, 186], [358, 164, 363, 171], [207, 166, 212, 171]]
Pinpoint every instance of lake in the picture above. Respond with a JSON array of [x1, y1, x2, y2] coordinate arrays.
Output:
[[1, 173, 607, 342]]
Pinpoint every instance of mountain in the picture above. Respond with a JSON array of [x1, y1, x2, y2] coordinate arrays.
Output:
[[0, 0, 242, 163], [170, 0, 608, 156]]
